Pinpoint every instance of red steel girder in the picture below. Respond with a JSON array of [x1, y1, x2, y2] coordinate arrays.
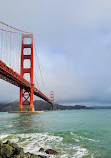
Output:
[[0, 60, 53, 105]]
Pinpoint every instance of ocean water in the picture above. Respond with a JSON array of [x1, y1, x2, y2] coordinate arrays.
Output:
[[0, 109, 111, 158]]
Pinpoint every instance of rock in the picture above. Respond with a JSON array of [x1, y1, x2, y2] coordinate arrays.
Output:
[[15, 147, 24, 154], [0, 140, 48, 158], [13, 147, 26, 157], [25, 152, 32, 158], [11, 155, 21, 158], [0, 140, 3, 148], [25, 152, 40, 158], [0, 144, 14, 157], [4, 140, 11, 145], [38, 155, 47, 158], [10, 142, 20, 149], [45, 149, 58, 155], [29, 153, 40, 158], [39, 148, 44, 152]]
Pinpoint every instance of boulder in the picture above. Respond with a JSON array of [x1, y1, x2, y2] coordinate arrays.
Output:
[[25, 152, 40, 158], [29, 153, 40, 158], [39, 148, 44, 152], [13, 147, 24, 155], [25, 152, 32, 158], [0, 140, 3, 148], [4, 140, 11, 145], [0, 140, 49, 158], [45, 149, 58, 155], [0, 144, 14, 157], [10, 142, 20, 149], [11, 155, 21, 158]]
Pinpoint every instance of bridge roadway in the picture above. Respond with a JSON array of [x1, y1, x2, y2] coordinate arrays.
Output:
[[0, 60, 52, 105]]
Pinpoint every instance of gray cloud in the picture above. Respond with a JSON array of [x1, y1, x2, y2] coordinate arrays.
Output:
[[1, 0, 111, 105]]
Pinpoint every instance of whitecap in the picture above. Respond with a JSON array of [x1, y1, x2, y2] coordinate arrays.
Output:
[[0, 133, 93, 158], [70, 131, 99, 142]]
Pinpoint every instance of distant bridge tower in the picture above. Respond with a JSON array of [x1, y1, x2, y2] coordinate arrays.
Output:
[[18, 34, 34, 112], [50, 91, 54, 110]]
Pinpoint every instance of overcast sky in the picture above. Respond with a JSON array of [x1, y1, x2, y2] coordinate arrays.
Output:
[[0, 0, 111, 105]]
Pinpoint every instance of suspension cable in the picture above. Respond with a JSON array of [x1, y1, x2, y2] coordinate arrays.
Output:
[[0, 28, 21, 34], [0, 21, 27, 74], [34, 40, 48, 96], [0, 21, 29, 34], [34, 71, 40, 90]]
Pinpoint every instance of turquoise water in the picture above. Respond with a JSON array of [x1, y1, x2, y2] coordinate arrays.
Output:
[[0, 110, 111, 158]]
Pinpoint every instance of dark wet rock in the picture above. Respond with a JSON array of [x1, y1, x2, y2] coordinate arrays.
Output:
[[0, 144, 14, 157], [13, 147, 24, 155], [38, 155, 47, 158], [29, 153, 40, 158], [16, 148, 25, 157], [25, 152, 31, 158], [45, 149, 58, 155], [0, 140, 3, 148], [4, 140, 11, 145], [22, 152, 39, 158], [10, 142, 20, 149], [0, 140, 48, 158], [39, 148, 44, 152], [11, 156, 23, 158]]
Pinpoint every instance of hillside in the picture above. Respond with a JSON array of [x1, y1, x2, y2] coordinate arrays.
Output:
[[0, 100, 93, 112]]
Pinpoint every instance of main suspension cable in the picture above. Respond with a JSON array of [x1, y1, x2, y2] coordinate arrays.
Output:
[[0, 21, 30, 34]]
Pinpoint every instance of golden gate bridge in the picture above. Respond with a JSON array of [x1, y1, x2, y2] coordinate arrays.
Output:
[[0, 21, 54, 112]]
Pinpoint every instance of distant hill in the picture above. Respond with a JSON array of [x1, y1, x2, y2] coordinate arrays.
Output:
[[0, 100, 93, 112], [93, 106, 111, 109]]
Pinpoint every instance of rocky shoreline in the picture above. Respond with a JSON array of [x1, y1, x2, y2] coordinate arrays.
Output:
[[0, 140, 58, 158]]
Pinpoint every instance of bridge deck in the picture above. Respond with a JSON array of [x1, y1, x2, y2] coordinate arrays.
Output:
[[0, 60, 52, 105]]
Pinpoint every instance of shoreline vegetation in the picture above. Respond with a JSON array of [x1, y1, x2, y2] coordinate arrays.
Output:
[[0, 140, 58, 158], [0, 100, 93, 112]]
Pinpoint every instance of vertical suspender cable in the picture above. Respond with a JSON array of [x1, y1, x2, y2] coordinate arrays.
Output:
[[0, 24, 2, 60], [5, 29, 7, 64], [3, 30, 5, 62], [13, 33, 15, 70], [4, 30, 6, 63], [19, 33, 21, 74], [7, 27, 9, 66], [16, 33, 18, 73], [34, 41, 48, 96], [17, 33, 19, 73], [34, 71, 40, 91], [9, 32, 12, 67], [15, 33, 17, 72]]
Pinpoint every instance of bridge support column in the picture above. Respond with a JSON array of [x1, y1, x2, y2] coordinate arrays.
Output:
[[18, 33, 35, 112], [29, 83, 34, 111], [18, 88, 23, 111], [50, 91, 54, 110]]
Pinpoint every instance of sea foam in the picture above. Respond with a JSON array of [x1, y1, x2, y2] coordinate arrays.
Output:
[[0, 133, 92, 158]]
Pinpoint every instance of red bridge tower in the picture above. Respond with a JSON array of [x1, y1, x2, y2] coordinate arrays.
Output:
[[50, 91, 54, 110], [18, 34, 34, 112]]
